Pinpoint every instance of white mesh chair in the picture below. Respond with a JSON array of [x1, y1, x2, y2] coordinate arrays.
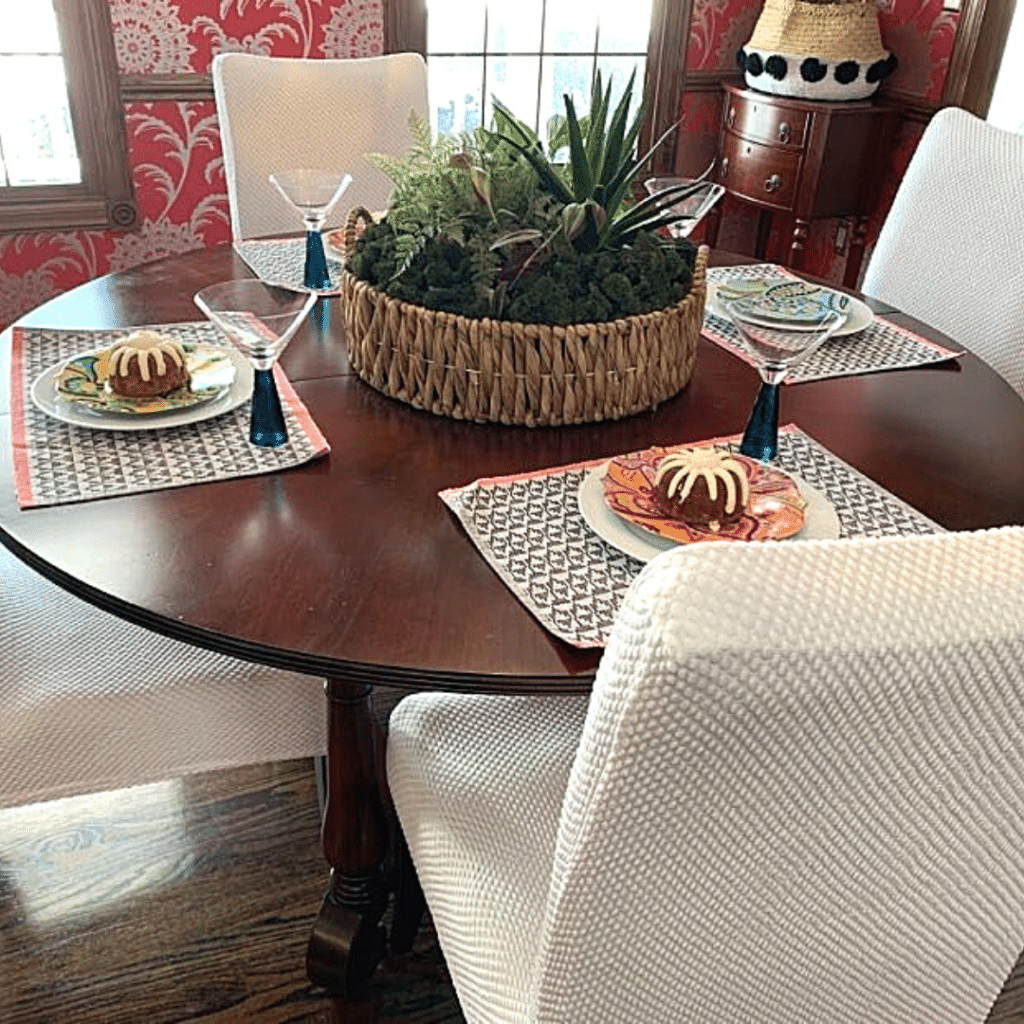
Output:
[[389, 528, 1024, 1024], [212, 52, 428, 241], [862, 106, 1024, 398], [0, 542, 325, 809]]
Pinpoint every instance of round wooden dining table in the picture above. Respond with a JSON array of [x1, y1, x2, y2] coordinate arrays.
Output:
[[3, 245, 1024, 998]]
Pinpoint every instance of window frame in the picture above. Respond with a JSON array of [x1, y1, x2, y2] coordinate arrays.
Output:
[[0, 0, 137, 234], [383, 0, 691, 175]]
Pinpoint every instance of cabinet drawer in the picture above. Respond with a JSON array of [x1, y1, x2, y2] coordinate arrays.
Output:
[[725, 96, 808, 150], [718, 134, 801, 210]]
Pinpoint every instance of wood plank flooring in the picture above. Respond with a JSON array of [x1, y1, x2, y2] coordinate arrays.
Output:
[[2, 757, 1023, 1022], [0, 759, 463, 1024]]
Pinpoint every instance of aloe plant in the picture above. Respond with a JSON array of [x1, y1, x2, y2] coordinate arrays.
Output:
[[491, 69, 710, 252]]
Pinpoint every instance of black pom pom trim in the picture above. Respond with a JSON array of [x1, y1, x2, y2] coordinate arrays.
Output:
[[800, 57, 828, 83], [834, 60, 860, 85], [736, 47, 747, 71], [765, 55, 788, 80], [745, 52, 764, 77]]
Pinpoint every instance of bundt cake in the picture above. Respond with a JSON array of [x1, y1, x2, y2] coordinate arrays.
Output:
[[108, 331, 190, 398], [653, 448, 750, 530]]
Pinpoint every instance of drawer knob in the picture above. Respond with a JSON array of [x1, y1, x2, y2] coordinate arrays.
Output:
[[720, 157, 729, 179], [727, 106, 736, 129], [778, 122, 791, 144], [764, 174, 782, 193]]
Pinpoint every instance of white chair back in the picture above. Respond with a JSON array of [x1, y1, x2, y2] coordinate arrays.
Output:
[[862, 106, 1024, 397], [212, 52, 428, 241], [0, 542, 325, 808], [531, 529, 1024, 1022], [390, 528, 1024, 1022]]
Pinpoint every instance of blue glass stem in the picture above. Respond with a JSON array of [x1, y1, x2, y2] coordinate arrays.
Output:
[[304, 230, 331, 290], [739, 381, 780, 462], [250, 367, 288, 448]]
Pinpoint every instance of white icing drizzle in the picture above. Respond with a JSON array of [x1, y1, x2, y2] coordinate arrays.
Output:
[[109, 330, 185, 382], [654, 448, 750, 514]]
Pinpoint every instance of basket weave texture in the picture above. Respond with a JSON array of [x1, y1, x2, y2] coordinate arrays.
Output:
[[341, 208, 708, 427], [749, 0, 886, 62]]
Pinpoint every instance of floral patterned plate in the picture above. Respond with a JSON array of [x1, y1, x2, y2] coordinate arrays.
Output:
[[578, 448, 839, 562], [52, 342, 236, 415], [603, 446, 807, 545]]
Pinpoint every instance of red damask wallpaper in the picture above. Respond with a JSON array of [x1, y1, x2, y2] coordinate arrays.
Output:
[[0, 0, 384, 330], [0, 0, 954, 328]]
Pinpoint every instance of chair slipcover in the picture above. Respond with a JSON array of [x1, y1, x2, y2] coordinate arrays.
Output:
[[212, 52, 429, 241], [862, 106, 1024, 398], [0, 542, 325, 809], [389, 528, 1024, 1024]]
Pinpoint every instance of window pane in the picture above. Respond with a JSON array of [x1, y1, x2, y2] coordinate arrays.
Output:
[[539, 55, 594, 145], [595, 56, 647, 125], [430, 56, 485, 137], [0, 0, 61, 53], [596, 0, 652, 53], [488, 0, 543, 53], [0, 54, 80, 186], [485, 56, 541, 132], [428, 0, 485, 53], [543, 0, 598, 54]]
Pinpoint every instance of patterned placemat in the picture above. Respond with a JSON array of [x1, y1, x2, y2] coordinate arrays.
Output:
[[440, 424, 943, 649], [704, 264, 962, 383], [10, 323, 330, 509], [233, 238, 345, 295]]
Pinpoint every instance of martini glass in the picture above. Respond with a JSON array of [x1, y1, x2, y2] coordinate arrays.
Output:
[[269, 168, 353, 290], [195, 279, 316, 448], [643, 176, 725, 238], [725, 298, 845, 461]]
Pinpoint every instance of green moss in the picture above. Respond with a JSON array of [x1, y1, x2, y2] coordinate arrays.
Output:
[[349, 222, 696, 326]]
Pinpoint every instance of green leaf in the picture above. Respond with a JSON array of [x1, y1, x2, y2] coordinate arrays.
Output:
[[564, 94, 594, 200], [596, 67, 638, 187], [492, 97, 541, 152], [584, 72, 611, 172], [492, 130, 575, 204]]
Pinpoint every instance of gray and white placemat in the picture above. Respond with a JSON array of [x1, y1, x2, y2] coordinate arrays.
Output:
[[233, 238, 345, 295], [704, 264, 962, 383], [440, 424, 942, 648], [11, 322, 330, 509]]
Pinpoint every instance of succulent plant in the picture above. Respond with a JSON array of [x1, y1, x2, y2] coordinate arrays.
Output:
[[348, 69, 703, 326]]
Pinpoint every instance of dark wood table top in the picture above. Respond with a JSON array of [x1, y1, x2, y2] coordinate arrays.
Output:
[[3, 245, 1024, 694]]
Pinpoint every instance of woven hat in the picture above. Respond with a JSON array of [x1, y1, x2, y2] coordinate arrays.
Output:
[[738, 0, 897, 101]]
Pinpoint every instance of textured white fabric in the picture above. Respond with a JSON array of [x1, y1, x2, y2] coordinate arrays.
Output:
[[212, 52, 428, 241], [389, 527, 1024, 1024], [0, 543, 325, 809], [862, 106, 1024, 398]]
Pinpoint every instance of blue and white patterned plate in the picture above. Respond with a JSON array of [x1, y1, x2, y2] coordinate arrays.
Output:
[[754, 280, 851, 323]]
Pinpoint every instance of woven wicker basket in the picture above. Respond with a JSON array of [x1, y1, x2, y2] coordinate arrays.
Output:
[[340, 208, 708, 427]]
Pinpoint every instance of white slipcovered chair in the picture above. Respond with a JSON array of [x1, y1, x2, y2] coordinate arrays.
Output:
[[388, 528, 1024, 1024], [862, 106, 1024, 398], [0, 541, 325, 809], [212, 52, 429, 241]]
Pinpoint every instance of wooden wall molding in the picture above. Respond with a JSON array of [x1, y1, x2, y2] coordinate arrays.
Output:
[[120, 73, 213, 103]]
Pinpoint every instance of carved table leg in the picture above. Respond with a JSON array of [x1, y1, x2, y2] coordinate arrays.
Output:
[[306, 676, 389, 1000]]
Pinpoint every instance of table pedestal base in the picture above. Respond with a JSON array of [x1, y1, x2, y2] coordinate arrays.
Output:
[[306, 676, 391, 999]]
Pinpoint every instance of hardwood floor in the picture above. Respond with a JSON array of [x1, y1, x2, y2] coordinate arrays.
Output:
[[3, 757, 1024, 1023], [0, 759, 463, 1024]]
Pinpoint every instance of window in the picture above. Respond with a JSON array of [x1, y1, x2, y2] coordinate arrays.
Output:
[[386, 0, 691, 173], [426, 0, 652, 148], [0, 0, 137, 233]]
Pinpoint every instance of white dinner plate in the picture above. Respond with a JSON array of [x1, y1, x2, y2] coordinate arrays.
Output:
[[32, 345, 254, 432], [706, 280, 874, 337], [577, 461, 841, 563]]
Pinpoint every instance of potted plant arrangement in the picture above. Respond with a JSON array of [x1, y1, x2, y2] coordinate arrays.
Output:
[[341, 70, 710, 426]]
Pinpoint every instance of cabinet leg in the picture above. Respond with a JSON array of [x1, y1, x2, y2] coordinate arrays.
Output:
[[789, 218, 809, 270], [306, 676, 390, 1000], [704, 201, 722, 248], [755, 209, 773, 260], [844, 215, 870, 289]]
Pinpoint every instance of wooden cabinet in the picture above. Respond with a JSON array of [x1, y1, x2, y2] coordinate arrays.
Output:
[[705, 82, 894, 288]]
